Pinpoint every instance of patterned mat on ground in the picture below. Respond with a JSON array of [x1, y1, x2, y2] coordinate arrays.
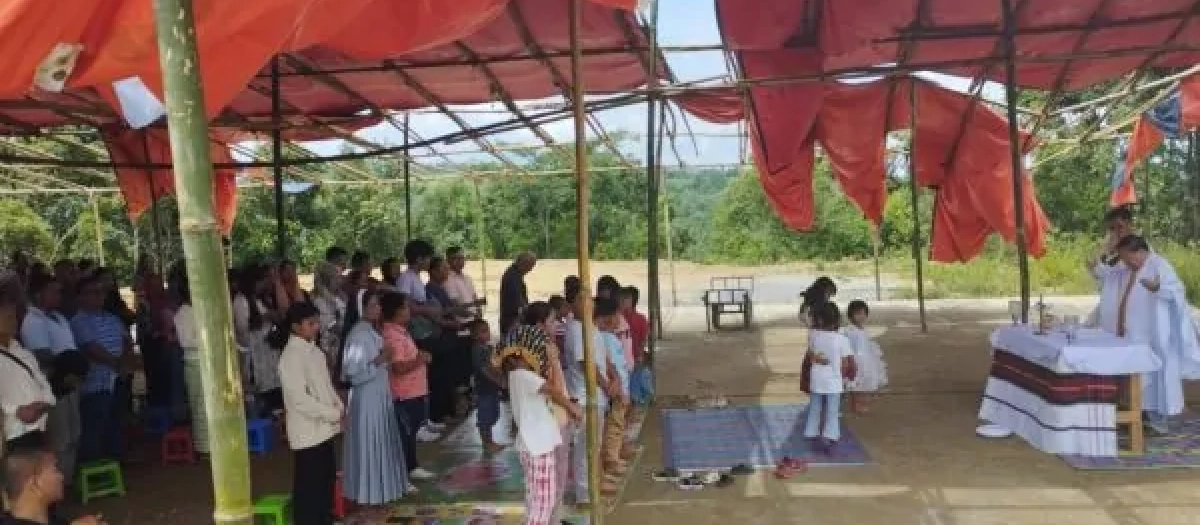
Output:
[[660, 403, 870, 471], [386, 408, 647, 523], [1061, 414, 1200, 470]]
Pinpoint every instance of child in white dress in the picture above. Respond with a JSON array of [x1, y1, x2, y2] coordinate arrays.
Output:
[[803, 302, 853, 453], [844, 300, 887, 414]]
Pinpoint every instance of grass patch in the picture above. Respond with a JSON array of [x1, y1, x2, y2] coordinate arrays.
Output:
[[882, 236, 1200, 304]]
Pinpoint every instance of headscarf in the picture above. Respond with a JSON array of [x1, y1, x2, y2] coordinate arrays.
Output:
[[492, 324, 550, 377]]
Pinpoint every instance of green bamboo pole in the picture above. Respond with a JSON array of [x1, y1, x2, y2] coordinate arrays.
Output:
[[645, 0, 663, 346], [151, 1, 252, 524], [89, 194, 105, 266], [570, 1, 603, 523]]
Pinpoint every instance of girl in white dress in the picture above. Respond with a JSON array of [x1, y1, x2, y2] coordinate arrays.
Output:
[[843, 300, 887, 414]]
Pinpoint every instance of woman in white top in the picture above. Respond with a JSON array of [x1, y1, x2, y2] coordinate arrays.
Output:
[[803, 302, 852, 453], [843, 300, 887, 414], [233, 265, 282, 416], [276, 302, 344, 525]]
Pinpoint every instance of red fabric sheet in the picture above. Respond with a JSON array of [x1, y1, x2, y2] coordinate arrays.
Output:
[[0, 0, 652, 133], [103, 128, 239, 236], [673, 75, 1049, 263], [715, 0, 1200, 90]]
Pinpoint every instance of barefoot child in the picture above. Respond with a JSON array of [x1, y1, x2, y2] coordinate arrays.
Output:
[[803, 301, 852, 453], [494, 327, 582, 525], [469, 319, 506, 453], [844, 300, 887, 414]]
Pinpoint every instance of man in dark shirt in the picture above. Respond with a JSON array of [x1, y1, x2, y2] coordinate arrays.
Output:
[[1092, 206, 1146, 268], [498, 252, 536, 335]]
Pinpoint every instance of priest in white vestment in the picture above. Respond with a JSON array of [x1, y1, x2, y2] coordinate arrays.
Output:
[[1094, 235, 1200, 427]]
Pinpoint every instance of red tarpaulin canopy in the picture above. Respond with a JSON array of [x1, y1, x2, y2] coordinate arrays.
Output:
[[673, 75, 1051, 263], [0, 0, 653, 227], [714, 0, 1200, 90]]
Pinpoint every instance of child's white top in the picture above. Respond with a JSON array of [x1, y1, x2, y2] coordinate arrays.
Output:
[[508, 368, 564, 456], [808, 330, 850, 394], [843, 325, 871, 356]]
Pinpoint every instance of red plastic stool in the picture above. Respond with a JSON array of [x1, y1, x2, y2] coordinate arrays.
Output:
[[333, 471, 345, 519], [161, 427, 196, 465]]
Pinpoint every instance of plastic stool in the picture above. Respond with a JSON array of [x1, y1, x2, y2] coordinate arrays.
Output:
[[78, 460, 125, 503], [246, 418, 274, 455], [333, 471, 345, 519], [252, 494, 291, 525], [143, 406, 172, 436], [162, 427, 196, 464]]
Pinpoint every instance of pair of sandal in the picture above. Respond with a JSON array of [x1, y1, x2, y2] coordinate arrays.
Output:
[[774, 456, 808, 479]]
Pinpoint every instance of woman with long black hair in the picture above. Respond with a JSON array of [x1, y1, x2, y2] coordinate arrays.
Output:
[[234, 265, 281, 416]]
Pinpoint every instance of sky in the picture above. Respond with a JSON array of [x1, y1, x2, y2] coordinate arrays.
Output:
[[303, 0, 1006, 171]]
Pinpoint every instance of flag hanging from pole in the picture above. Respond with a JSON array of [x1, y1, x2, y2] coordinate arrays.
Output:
[[1111, 74, 1200, 207]]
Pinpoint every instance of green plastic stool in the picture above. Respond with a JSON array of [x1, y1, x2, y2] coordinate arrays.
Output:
[[253, 494, 291, 525], [77, 460, 125, 503]]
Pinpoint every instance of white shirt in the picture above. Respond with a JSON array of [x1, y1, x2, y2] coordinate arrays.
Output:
[[807, 330, 851, 394], [20, 306, 77, 354], [562, 319, 609, 406], [395, 269, 427, 303], [278, 335, 344, 449], [0, 340, 56, 440], [508, 368, 563, 456], [445, 271, 478, 306], [174, 304, 197, 349]]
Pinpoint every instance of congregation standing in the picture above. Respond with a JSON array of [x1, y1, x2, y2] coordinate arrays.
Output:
[[0, 242, 655, 525]]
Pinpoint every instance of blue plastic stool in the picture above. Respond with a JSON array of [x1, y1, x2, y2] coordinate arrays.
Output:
[[247, 418, 274, 455], [143, 406, 172, 436]]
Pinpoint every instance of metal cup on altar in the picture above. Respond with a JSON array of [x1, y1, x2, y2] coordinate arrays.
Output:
[[1008, 300, 1022, 325], [1063, 314, 1081, 343]]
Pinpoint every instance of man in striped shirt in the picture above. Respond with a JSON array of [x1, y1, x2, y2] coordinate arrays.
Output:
[[70, 275, 134, 462]]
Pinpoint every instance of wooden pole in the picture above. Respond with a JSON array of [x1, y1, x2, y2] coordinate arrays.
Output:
[[872, 225, 882, 301], [1002, 0, 1033, 322], [472, 180, 489, 300], [908, 80, 929, 333], [270, 57, 287, 261], [645, 0, 662, 345], [404, 112, 413, 241], [151, 0, 252, 524], [570, 1, 603, 522], [90, 194, 105, 266]]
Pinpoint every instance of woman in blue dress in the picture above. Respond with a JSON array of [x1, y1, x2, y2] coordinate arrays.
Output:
[[341, 289, 411, 512]]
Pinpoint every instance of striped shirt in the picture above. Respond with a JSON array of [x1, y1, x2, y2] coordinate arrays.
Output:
[[71, 310, 128, 394]]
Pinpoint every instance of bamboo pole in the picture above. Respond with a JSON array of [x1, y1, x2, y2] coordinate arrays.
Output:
[[645, 0, 662, 345], [872, 225, 882, 301], [90, 194, 105, 266], [150, 1, 252, 524], [404, 112, 413, 241], [570, 1, 603, 522], [908, 81, 929, 332], [1002, 0, 1033, 322], [472, 180, 489, 300], [271, 58, 287, 261]]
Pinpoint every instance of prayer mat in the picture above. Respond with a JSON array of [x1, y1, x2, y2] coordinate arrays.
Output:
[[388, 408, 647, 521], [1061, 413, 1200, 470], [660, 403, 871, 471]]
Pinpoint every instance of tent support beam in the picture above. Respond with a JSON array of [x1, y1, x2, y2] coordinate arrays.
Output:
[[646, 0, 663, 346], [571, 2, 603, 524], [908, 81, 929, 333], [151, 0, 252, 524], [404, 112, 413, 241], [1001, 0, 1033, 322], [271, 57, 287, 261]]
